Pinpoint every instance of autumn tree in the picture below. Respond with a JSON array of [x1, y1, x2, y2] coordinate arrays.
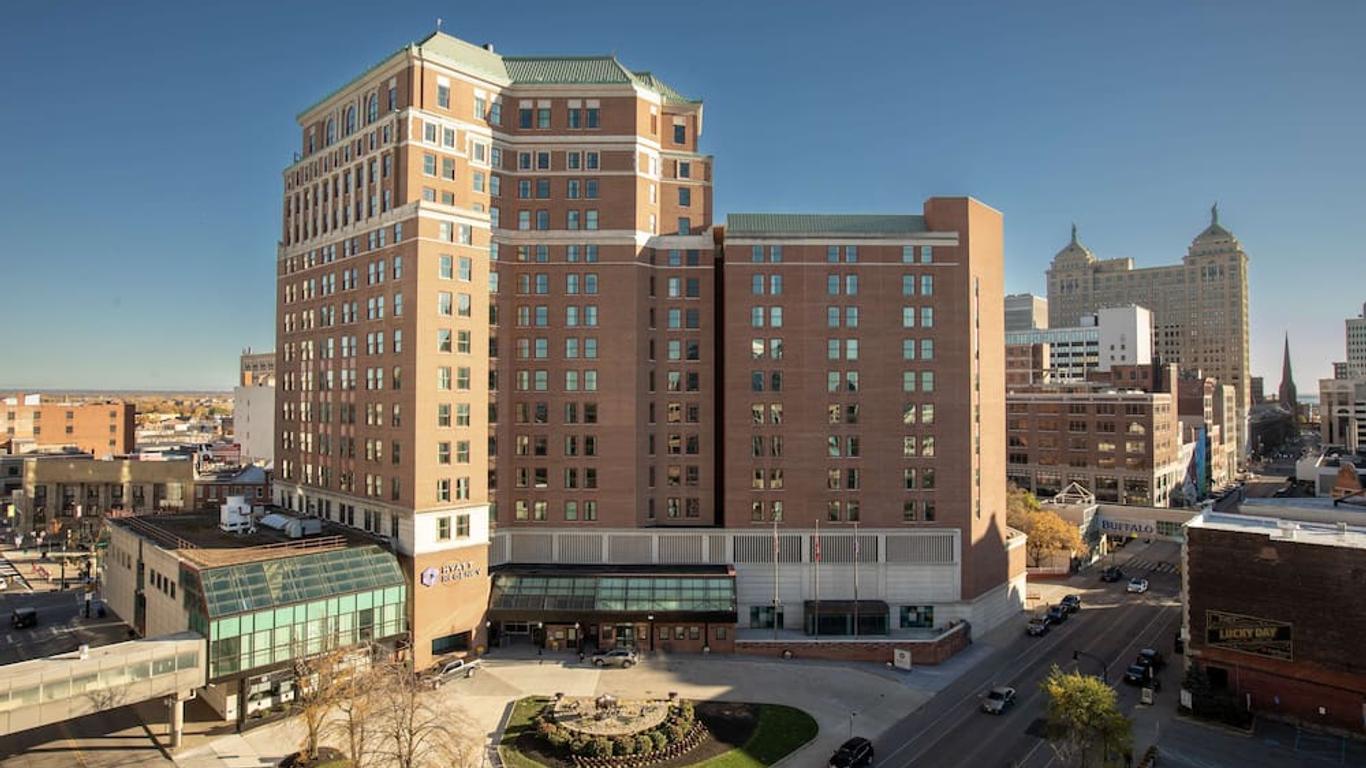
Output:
[[373, 661, 481, 768], [1007, 486, 1083, 567], [1041, 666, 1132, 768]]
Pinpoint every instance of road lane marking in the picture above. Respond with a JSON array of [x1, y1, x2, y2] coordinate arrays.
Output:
[[882, 597, 1165, 767]]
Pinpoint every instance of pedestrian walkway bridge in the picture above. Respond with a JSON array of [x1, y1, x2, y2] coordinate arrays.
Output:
[[0, 631, 204, 737]]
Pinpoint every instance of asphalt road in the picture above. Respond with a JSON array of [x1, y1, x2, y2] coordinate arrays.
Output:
[[0, 589, 168, 768], [875, 541, 1184, 768]]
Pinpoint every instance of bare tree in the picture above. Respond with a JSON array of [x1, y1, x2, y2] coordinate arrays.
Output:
[[327, 660, 383, 767], [292, 648, 349, 762], [372, 660, 481, 768]]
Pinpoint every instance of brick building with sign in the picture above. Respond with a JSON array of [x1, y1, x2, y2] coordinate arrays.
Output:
[[1182, 512, 1366, 733]]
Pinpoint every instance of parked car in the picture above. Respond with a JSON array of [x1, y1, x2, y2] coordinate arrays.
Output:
[[1100, 567, 1125, 583], [981, 686, 1017, 715], [828, 737, 874, 768], [1026, 617, 1051, 637], [1135, 648, 1165, 672], [10, 607, 37, 629], [423, 657, 478, 688], [1123, 664, 1161, 688], [1060, 594, 1082, 613], [1045, 605, 1068, 624], [592, 648, 639, 668], [1127, 577, 1150, 594]]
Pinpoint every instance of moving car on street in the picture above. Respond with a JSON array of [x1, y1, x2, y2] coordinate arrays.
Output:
[[592, 648, 639, 668], [1127, 577, 1150, 594], [981, 686, 1017, 715], [1060, 594, 1082, 613], [10, 607, 38, 629], [1045, 604, 1069, 624], [829, 737, 874, 768], [1026, 617, 1051, 636], [1100, 567, 1125, 583]]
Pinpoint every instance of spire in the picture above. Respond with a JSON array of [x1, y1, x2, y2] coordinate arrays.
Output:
[[1211, 202, 1219, 227], [1070, 222, 1078, 245], [1279, 332, 1299, 418]]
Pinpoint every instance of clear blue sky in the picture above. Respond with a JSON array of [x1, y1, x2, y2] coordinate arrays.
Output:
[[2, 0, 1362, 391]]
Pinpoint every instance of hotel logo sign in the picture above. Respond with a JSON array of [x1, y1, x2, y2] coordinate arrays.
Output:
[[420, 561, 481, 588], [1205, 610, 1293, 661]]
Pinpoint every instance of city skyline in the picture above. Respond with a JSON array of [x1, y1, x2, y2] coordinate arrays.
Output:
[[2, 1, 1363, 389]]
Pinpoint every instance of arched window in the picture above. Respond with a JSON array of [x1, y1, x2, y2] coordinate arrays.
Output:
[[325, 118, 335, 146], [367, 94, 379, 124], [344, 106, 356, 136]]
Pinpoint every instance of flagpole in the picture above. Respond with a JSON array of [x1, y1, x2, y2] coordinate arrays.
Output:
[[772, 517, 779, 641], [853, 520, 860, 638], [814, 518, 821, 640]]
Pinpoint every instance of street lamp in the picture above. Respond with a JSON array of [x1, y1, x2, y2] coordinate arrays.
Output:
[[1072, 649, 1108, 684]]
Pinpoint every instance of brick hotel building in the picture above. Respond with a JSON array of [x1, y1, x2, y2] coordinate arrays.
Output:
[[273, 31, 1022, 667]]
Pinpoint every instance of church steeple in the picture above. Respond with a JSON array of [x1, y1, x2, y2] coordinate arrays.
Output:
[[1278, 332, 1299, 419]]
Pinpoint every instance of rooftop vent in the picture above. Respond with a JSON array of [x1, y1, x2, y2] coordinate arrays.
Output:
[[482, 42, 495, 52]]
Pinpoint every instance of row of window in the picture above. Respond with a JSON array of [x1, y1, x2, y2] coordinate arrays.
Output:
[[748, 245, 935, 264]]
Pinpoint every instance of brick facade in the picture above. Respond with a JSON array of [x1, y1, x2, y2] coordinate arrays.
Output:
[[1186, 524, 1366, 733]]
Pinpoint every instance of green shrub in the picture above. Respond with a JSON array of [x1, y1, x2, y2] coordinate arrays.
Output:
[[665, 723, 686, 742], [570, 736, 589, 755], [587, 737, 612, 758], [613, 737, 635, 756], [635, 734, 654, 755], [677, 701, 695, 724], [650, 731, 668, 751], [545, 728, 569, 750]]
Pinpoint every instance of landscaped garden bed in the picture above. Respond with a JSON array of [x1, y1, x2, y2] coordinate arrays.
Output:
[[499, 697, 815, 768]]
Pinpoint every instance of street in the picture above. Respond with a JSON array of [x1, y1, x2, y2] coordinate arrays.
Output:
[[0, 588, 176, 768], [875, 539, 1183, 768]]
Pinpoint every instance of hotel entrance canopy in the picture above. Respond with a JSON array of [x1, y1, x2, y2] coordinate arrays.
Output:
[[488, 564, 737, 623]]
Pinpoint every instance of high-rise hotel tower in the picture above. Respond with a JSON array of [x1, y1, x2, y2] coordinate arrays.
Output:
[[276, 30, 1020, 664]]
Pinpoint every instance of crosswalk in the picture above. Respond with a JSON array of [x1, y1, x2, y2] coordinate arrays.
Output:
[[0, 556, 30, 590], [1124, 558, 1179, 574]]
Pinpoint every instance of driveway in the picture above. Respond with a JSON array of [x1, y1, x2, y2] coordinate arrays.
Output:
[[444, 653, 930, 767]]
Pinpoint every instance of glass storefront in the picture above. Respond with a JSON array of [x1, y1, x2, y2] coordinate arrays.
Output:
[[179, 545, 407, 680]]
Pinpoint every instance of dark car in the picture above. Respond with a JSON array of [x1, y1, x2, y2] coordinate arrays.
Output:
[[1123, 664, 1160, 687], [1045, 605, 1068, 624], [11, 607, 37, 629], [1060, 594, 1082, 613], [829, 737, 874, 768], [1135, 648, 1165, 671], [1026, 617, 1051, 637], [1100, 567, 1125, 583]]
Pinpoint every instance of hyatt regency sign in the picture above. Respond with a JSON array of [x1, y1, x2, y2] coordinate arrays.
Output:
[[1205, 610, 1293, 661], [420, 561, 481, 588]]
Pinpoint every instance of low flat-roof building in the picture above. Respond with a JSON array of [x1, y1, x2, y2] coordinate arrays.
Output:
[[104, 512, 406, 728], [1182, 511, 1366, 734], [0, 394, 135, 459], [1, 453, 195, 544]]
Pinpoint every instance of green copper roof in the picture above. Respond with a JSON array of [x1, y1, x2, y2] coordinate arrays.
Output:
[[299, 32, 698, 120], [416, 31, 509, 81], [504, 56, 631, 85], [727, 213, 928, 237]]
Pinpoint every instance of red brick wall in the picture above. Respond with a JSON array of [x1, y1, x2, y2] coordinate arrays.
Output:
[[733, 623, 970, 665], [1187, 526, 1366, 733]]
